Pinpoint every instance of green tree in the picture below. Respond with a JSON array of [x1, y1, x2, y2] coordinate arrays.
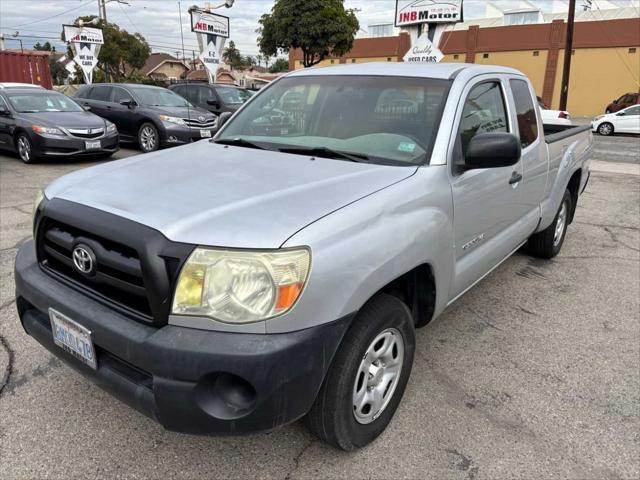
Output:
[[269, 57, 289, 73], [33, 41, 55, 52], [258, 0, 358, 68], [222, 41, 244, 70], [66, 16, 150, 81], [33, 41, 69, 84]]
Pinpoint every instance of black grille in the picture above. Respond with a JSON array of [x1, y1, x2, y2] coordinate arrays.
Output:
[[67, 128, 104, 139], [39, 218, 153, 320], [35, 199, 194, 326]]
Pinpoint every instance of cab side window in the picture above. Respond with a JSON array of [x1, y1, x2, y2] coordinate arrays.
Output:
[[91, 86, 111, 102], [457, 81, 508, 158], [509, 79, 538, 148], [111, 87, 132, 104], [196, 86, 215, 105]]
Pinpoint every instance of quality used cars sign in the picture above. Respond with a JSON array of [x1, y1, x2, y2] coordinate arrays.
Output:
[[395, 0, 462, 26]]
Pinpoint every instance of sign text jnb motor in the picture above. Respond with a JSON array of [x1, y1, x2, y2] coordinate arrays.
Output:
[[190, 9, 230, 84], [395, 0, 462, 27]]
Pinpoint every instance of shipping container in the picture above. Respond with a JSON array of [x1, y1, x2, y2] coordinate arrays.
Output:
[[0, 51, 53, 89]]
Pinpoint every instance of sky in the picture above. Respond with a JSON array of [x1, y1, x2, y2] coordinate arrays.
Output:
[[0, 0, 637, 59]]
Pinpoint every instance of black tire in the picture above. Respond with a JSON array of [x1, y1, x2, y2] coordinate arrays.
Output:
[[305, 293, 415, 451], [597, 122, 614, 136], [528, 189, 572, 259], [137, 122, 159, 153], [16, 133, 38, 164]]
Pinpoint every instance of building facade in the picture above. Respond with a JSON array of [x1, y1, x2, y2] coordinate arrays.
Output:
[[288, 17, 639, 117]]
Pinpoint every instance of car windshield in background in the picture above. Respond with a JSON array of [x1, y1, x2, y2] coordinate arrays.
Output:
[[7, 92, 83, 113], [217, 75, 451, 165], [217, 87, 246, 104], [132, 87, 189, 107]]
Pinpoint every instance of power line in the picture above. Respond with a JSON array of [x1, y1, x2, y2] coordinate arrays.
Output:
[[7, 0, 96, 29]]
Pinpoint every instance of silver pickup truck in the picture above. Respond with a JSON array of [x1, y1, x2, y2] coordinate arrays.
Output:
[[15, 63, 592, 450]]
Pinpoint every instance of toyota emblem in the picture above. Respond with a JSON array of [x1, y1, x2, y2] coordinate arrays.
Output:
[[72, 244, 96, 275], [198, 116, 205, 122]]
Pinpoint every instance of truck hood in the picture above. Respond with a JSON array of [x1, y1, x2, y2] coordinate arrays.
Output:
[[46, 141, 416, 248]]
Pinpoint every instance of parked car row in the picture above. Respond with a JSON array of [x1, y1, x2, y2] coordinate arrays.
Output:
[[0, 82, 253, 162]]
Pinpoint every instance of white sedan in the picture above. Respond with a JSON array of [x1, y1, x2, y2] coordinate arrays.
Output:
[[592, 105, 640, 136], [537, 98, 572, 126]]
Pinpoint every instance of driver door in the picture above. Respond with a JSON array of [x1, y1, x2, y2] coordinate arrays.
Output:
[[449, 76, 527, 301]]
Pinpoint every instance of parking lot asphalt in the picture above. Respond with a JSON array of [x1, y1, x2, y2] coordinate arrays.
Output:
[[0, 136, 638, 479]]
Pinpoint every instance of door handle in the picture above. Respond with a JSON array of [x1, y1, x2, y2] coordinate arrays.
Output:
[[509, 171, 523, 185]]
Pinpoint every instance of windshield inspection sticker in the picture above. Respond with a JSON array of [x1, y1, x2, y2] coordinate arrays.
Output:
[[398, 142, 416, 153]]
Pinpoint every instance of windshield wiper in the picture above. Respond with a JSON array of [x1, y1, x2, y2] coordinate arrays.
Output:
[[213, 138, 272, 151], [277, 146, 369, 163]]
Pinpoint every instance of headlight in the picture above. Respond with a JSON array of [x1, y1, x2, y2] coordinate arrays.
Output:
[[159, 115, 186, 126], [172, 247, 311, 323], [33, 189, 45, 217], [31, 125, 64, 136], [106, 121, 117, 133]]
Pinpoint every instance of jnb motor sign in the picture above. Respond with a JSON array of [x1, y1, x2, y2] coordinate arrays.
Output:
[[395, 0, 462, 26]]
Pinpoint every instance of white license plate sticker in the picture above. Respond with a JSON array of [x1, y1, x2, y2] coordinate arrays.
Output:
[[49, 308, 97, 370], [200, 129, 212, 138], [85, 140, 101, 149]]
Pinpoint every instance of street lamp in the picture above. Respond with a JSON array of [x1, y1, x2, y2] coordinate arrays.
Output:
[[191, 0, 234, 13], [11, 31, 23, 53]]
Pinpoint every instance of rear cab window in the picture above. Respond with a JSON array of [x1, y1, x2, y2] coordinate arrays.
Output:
[[509, 79, 539, 149]]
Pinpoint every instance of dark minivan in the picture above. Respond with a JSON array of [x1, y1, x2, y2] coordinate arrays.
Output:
[[75, 84, 217, 153], [168, 83, 251, 119]]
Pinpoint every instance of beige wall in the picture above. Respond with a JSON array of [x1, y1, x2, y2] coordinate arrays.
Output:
[[153, 62, 187, 80], [475, 50, 549, 97], [550, 47, 640, 116]]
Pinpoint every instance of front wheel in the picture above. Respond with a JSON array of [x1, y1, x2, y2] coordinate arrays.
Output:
[[528, 189, 572, 259], [138, 122, 159, 153], [305, 293, 415, 451], [16, 134, 37, 164], [598, 122, 614, 136]]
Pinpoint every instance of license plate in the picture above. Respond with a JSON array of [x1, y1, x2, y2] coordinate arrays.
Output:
[[200, 129, 212, 138], [85, 140, 101, 149], [49, 308, 97, 370]]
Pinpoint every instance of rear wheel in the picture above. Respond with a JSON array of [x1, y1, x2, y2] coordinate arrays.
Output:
[[138, 122, 159, 153], [16, 134, 37, 164], [597, 122, 614, 136], [528, 189, 572, 259], [305, 293, 415, 451]]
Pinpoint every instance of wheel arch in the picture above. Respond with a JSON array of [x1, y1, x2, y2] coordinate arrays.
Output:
[[374, 263, 436, 328], [566, 169, 582, 223]]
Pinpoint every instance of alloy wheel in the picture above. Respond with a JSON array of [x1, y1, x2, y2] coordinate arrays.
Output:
[[140, 126, 157, 151], [17, 136, 31, 163], [352, 328, 404, 424], [553, 200, 568, 247]]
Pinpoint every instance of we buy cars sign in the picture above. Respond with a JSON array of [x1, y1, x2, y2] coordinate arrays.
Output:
[[395, 0, 462, 26]]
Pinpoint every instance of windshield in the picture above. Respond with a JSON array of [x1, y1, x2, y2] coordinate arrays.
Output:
[[237, 89, 255, 102], [7, 92, 83, 113], [132, 88, 189, 107], [217, 75, 451, 165], [217, 86, 246, 105]]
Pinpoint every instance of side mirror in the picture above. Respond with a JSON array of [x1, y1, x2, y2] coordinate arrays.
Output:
[[82, 104, 91, 111], [612, 99, 618, 104], [207, 99, 220, 108], [120, 99, 135, 108], [217, 111, 233, 129], [0, 107, 11, 116], [465, 133, 521, 169], [616, 112, 626, 116]]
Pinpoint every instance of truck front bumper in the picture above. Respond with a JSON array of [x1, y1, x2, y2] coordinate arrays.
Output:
[[15, 240, 352, 435]]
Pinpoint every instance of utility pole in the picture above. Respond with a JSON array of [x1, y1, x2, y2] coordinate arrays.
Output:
[[559, 0, 576, 111]]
